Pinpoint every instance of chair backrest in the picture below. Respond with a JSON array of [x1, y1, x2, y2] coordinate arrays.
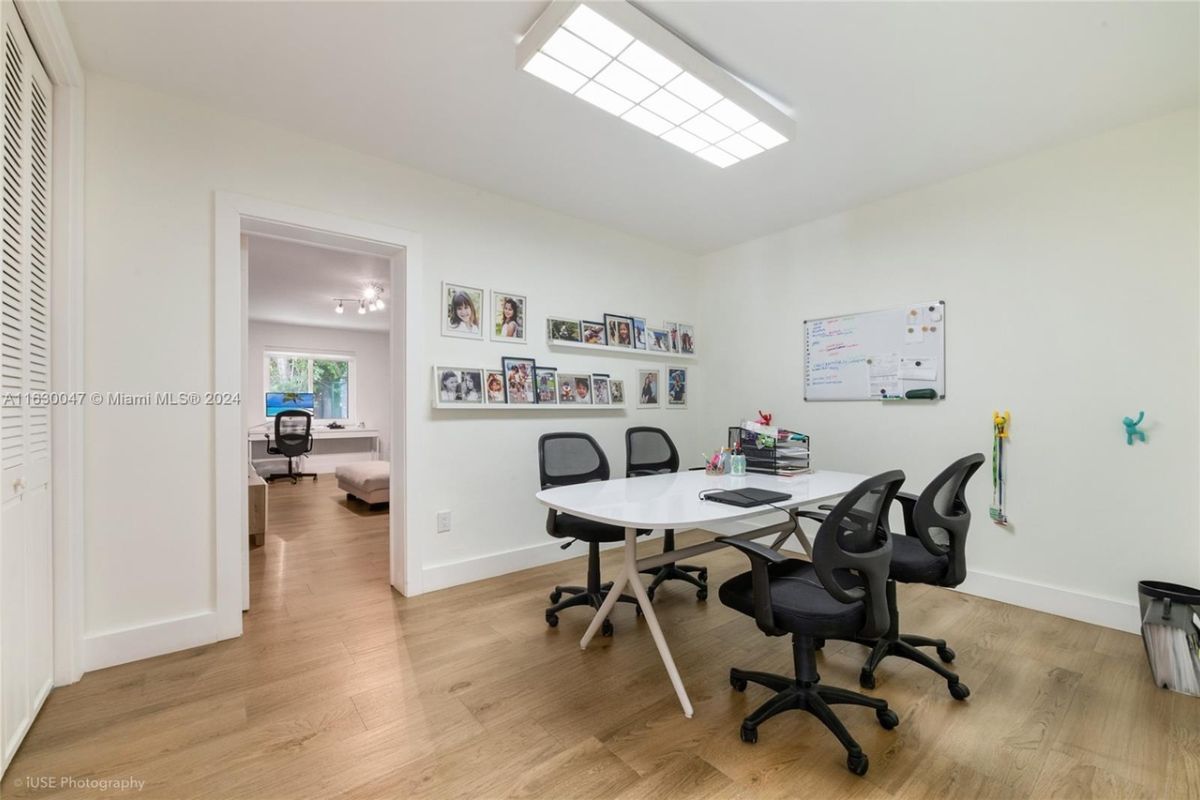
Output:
[[273, 410, 313, 457], [811, 470, 905, 638], [538, 432, 610, 489], [905, 453, 985, 587], [625, 427, 679, 477]]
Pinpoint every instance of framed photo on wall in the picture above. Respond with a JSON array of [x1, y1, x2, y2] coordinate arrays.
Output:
[[604, 314, 634, 348], [637, 369, 659, 408], [442, 282, 484, 340], [491, 291, 527, 343], [591, 373, 612, 405], [666, 366, 687, 408], [560, 373, 592, 404], [547, 317, 582, 343], [678, 323, 695, 355], [484, 370, 506, 404], [435, 366, 484, 405], [664, 322, 681, 353], [581, 320, 607, 346], [535, 367, 559, 404], [649, 328, 671, 353], [502, 356, 537, 404], [632, 317, 647, 350], [611, 379, 625, 405]]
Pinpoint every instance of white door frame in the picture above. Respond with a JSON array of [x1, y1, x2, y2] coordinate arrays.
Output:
[[214, 193, 423, 640], [18, 0, 85, 687]]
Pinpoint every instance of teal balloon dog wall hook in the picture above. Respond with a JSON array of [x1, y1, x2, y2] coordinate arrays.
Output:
[[1123, 411, 1146, 445]]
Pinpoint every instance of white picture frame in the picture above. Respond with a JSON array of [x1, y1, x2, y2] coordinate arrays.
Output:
[[490, 290, 528, 344], [637, 369, 660, 408], [666, 366, 687, 408], [442, 281, 485, 340], [434, 366, 485, 406]]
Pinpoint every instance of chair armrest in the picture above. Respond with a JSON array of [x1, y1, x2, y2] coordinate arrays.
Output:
[[892, 491, 944, 555], [795, 510, 829, 524], [716, 537, 786, 636]]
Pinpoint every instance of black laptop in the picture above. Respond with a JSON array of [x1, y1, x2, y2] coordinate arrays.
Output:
[[702, 488, 792, 508]]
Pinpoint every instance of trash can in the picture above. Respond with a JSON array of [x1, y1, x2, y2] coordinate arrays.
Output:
[[1138, 580, 1200, 696]]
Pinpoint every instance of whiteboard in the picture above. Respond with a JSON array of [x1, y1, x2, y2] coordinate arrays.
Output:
[[804, 301, 946, 401]]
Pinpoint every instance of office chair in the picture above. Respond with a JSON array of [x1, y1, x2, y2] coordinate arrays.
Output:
[[625, 427, 708, 601], [718, 470, 905, 777], [263, 409, 318, 484], [840, 453, 985, 699], [539, 432, 648, 636]]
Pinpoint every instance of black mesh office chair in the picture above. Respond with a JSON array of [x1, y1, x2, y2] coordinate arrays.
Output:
[[264, 410, 318, 484], [718, 471, 905, 776], [539, 432, 647, 636], [625, 427, 708, 601], [844, 453, 985, 698]]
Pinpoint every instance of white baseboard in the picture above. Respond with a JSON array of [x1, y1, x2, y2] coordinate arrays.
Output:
[[422, 533, 660, 594], [957, 569, 1141, 634], [83, 610, 220, 672]]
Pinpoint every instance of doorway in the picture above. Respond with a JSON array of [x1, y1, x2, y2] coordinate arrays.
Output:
[[214, 194, 423, 642]]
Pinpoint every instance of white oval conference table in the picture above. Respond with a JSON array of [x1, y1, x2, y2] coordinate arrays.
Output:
[[536, 469, 870, 718]]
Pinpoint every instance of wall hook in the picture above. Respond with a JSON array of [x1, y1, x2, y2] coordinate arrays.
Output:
[[1123, 411, 1146, 445]]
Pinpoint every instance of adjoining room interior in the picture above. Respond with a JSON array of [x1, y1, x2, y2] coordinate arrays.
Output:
[[0, 1, 1197, 798]]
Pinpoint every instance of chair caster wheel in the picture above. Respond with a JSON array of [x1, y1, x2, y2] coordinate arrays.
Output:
[[730, 672, 748, 692], [601, 619, 614, 637], [859, 670, 876, 690], [634, 604, 644, 617], [646, 587, 656, 602], [545, 613, 558, 628], [876, 708, 899, 730], [696, 588, 708, 601], [699, 569, 708, 583], [937, 646, 956, 663], [739, 725, 757, 744], [549, 591, 562, 604], [814, 638, 825, 651], [948, 680, 970, 701], [847, 752, 869, 776]]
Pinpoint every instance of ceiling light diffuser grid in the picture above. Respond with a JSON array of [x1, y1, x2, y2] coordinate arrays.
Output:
[[518, 2, 790, 168]]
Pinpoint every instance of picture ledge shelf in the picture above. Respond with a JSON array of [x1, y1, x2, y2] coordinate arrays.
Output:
[[547, 339, 697, 360], [432, 402, 628, 412]]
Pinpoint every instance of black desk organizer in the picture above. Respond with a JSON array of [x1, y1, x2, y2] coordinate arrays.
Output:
[[727, 426, 811, 475]]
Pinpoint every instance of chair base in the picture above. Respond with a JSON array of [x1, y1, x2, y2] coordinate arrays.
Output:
[[730, 664, 897, 777], [546, 583, 638, 636], [849, 581, 969, 699], [637, 529, 709, 601], [264, 472, 318, 484]]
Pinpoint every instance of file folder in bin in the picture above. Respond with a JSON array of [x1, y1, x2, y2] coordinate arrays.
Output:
[[1138, 580, 1200, 696]]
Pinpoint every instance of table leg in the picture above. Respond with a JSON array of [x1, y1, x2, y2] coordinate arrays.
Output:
[[580, 564, 627, 649], [623, 526, 694, 719]]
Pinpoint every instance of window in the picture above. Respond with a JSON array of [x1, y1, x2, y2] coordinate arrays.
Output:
[[265, 352, 352, 420]]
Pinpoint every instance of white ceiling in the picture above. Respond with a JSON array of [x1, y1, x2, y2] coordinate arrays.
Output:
[[247, 235, 391, 332], [62, 1, 1198, 254]]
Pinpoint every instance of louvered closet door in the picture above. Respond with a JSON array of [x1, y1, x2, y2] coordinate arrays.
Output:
[[0, 0, 51, 776]]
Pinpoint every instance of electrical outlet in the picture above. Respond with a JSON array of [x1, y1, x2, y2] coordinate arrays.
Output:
[[436, 510, 452, 533]]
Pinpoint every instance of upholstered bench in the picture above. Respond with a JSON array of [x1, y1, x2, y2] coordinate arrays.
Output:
[[336, 460, 390, 507]]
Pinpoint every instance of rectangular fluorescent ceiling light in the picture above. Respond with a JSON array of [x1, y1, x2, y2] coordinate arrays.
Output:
[[517, 1, 793, 168]]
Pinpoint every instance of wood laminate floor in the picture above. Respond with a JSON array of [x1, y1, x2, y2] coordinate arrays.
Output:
[[5, 477, 1198, 799]]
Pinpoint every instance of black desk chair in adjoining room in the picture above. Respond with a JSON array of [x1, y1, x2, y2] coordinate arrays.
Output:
[[539, 432, 647, 636], [263, 409, 318, 484], [717, 470, 905, 776], [625, 426, 708, 601], [838, 453, 985, 699]]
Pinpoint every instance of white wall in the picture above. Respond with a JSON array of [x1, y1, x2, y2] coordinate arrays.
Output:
[[82, 74, 704, 665], [697, 110, 1200, 632], [246, 320, 391, 464]]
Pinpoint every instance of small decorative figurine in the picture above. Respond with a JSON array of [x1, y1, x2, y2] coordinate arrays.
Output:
[[1123, 411, 1146, 446]]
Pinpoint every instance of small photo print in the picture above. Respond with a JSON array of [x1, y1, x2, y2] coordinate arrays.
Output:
[[678, 323, 695, 355], [436, 367, 484, 405], [637, 369, 659, 408], [632, 317, 647, 350], [581, 320, 607, 346], [484, 370, 506, 404], [491, 291, 527, 343], [502, 356, 537, 404], [604, 314, 634, 348], [591, 373, 612, 405], [649, 328, 672, 353], [667, 366, 687, 408], [560, 373, 592, 404], [535, 367, 559, 404], [443, 282, 484, 340], [547, 317, 582, 343], [665, 322, 681, 353], [611, 379, 625, 405]]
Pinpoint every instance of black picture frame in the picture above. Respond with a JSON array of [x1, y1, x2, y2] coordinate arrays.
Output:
[[501, 356, 538, 404], [603, 314, 634, 348]]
